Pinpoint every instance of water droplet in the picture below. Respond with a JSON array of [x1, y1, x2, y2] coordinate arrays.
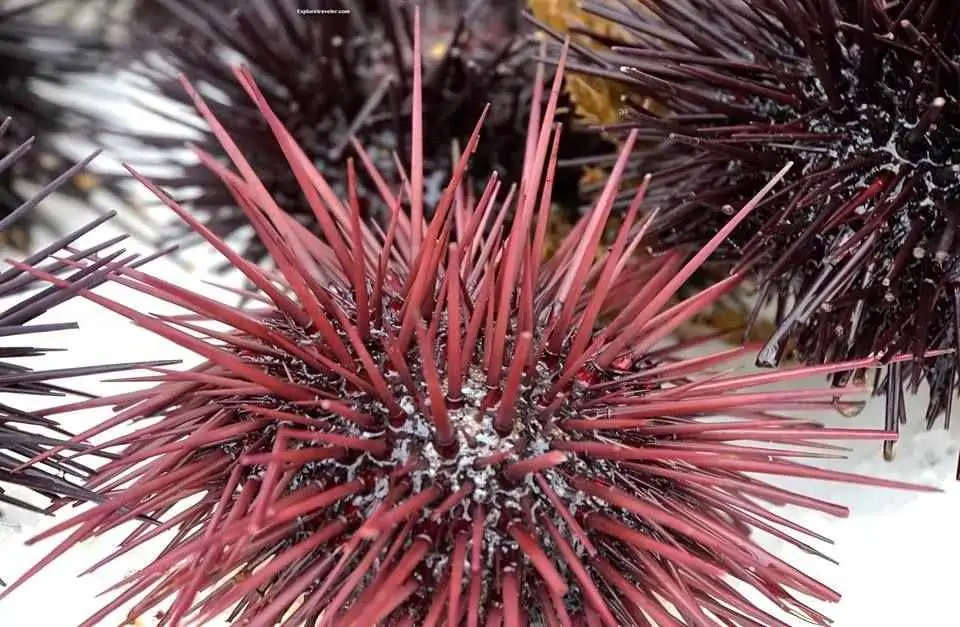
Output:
[[835, 400, 866, 418], [913, 246, 926, 258]]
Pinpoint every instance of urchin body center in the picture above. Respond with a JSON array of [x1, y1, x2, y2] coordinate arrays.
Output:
[[389, 364, 559, 504], [786, 41, 960, 205], [243, 312, 595, 574]]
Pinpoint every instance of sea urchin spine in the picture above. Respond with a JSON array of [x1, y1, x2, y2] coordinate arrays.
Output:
[[2, 14, 939, 627]]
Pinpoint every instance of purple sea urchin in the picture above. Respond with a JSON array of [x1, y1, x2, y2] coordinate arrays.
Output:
[[0, 120, 174, 522], [0, 0, 116, 247], [112, 0, 611, 265], [129, 0, 231, 30], [1, 18, 938, 626], [562, 1, 960, 457]]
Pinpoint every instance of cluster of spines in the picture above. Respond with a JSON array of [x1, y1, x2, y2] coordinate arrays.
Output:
[[0, 0, 119, 246], [0, 117, 176, 528], [112, 1, 618, 267], [0, 14, 939, 626], [560, 0, 960, 458], [111, 0, 543, 263]]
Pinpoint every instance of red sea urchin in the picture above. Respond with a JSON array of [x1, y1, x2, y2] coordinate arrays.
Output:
[[3, 18, 939, 627], [561, 1, 960, 458]]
